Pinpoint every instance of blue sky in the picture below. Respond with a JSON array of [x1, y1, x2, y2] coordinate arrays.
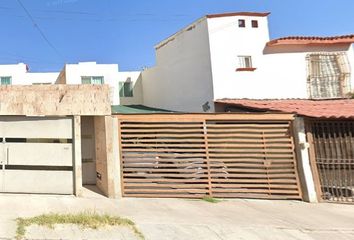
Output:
[[0, 0, 353, 72]]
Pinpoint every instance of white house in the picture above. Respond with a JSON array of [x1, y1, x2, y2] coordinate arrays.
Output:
[[0, 62, 142, 106], [0, 63, 59, 85], [141, 12, 354, 112], [55, 62, 142, 106]]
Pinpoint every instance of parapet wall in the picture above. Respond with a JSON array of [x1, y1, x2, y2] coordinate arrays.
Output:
[[0, 84, 111, 116]]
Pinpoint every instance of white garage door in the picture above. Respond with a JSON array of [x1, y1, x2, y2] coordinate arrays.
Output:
[[0, 117, 74, 194]]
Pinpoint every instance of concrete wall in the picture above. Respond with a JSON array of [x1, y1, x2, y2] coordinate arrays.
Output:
[[142, 17, 214, 112], [0, 63, 59, 85]]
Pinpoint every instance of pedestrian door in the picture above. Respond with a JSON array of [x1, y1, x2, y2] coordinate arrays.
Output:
[[0, 117, 74, 194]]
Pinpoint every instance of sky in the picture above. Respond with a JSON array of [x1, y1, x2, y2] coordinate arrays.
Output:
[[0, 0, 353, 72]]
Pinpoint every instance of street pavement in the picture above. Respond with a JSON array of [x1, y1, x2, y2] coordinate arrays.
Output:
[[0, 187, 354, 240]]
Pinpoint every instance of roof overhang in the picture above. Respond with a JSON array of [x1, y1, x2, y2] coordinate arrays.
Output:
[[206, 12, 270, 19], [267, 35, 354, 47], [215, 99, 354, 119]]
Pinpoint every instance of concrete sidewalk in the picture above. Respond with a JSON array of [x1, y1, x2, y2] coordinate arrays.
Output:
[[1, 188, 354, 239]]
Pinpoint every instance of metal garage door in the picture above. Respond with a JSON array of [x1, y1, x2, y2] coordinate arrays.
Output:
[[0, 117, 73, 194], [118, 114, 302, 200]]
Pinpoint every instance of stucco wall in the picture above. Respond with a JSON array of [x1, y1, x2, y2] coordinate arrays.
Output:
[[207, 15, 271, 100], [142, 18, 214, 112], [63, 62, 120, 105], [0, 63, 58, 85], [257, 44, 354, 99], [118, 71, 143, 105]]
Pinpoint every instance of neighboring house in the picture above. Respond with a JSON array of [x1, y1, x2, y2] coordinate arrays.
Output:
[[55, 62, 142, 105], [0, 62, 142, 106], [141, 12, 354, 112], [0, 63, 59, 85]]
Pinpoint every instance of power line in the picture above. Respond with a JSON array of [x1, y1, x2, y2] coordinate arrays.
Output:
[[16, 0, 64, 60]]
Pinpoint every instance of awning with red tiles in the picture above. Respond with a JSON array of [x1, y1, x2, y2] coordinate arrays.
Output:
[[267, 34, 354, 46], [215, 99, 354, 119]]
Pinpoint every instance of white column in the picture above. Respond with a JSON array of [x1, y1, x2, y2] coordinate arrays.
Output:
[[293, 117, 318, 203]]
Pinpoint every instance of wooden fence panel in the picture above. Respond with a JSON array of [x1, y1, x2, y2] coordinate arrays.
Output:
[[117, 114, 302, 200], [206, 120, 301, 200]]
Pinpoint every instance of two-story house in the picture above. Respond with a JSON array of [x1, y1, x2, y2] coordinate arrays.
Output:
[[140, 12, 354, 112]]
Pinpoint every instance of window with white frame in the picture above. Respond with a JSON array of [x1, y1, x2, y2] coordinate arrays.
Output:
[[81, 76, 104, 84], [119, 78, 133, 97], [238, 56, 253, 68], [0, 76, 11, 85]]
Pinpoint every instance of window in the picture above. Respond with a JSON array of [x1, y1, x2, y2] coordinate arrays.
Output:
[[238, 19, 245, 28], [81, 76, 104, 84], [251, 20, 258, 28], [0, 76, 11, 85], [238, 56, 252, 68], [236, 56, 256, 71], [119, 79, 133, 97], [307, 53, 351, 99]]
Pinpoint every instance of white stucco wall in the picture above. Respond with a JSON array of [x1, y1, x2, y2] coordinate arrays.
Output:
[[0, 63, 58, 85], [142, 17, 214, 112], [26, 72, 59, 84], [258, 44, 354, 99], [63, 62, 120, 105], [207, 15, 271, 100], [118, 71, 143, 105]]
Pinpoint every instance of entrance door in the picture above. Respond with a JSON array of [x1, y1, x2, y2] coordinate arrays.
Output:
[[81, 117, 96, 185], [0, 117, 74, 195]]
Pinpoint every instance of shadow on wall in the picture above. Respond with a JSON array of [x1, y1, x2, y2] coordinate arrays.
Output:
[[119, 73, 144, 105]]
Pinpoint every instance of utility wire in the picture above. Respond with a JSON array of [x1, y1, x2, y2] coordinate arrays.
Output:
[[16, 0, 64, 60]]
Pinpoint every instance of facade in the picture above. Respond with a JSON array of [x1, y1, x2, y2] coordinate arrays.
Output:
[[141, 12, 354, 112], [0, 62, 142, 106], [0, 84, 113, 197], [0, 63, 59, 85], [55, 62, 142, 105]]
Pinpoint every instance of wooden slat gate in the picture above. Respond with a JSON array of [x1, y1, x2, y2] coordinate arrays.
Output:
[[307, 120, 354, 202], [117, 114, 302, 200]]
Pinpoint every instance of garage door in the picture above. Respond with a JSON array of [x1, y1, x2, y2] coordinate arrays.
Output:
[[0, 117, 73, 194], [118, 114, 303, 200]]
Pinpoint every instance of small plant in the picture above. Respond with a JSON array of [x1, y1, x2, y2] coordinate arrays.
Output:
[[202, 196, 221, 203], [15, 212, 144, 240]]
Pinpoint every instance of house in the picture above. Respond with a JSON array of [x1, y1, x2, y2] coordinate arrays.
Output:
[[141, 12, 354, 112], [0, 63, 59, 85], [0, 62, 143, 106], [55, 62, 142, 106]]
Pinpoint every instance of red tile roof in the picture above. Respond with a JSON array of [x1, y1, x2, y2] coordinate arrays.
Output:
[[215, 99, 354, 119], [206, 12, 270, 18], [267, 34, 354, 46]]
